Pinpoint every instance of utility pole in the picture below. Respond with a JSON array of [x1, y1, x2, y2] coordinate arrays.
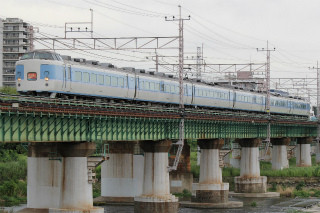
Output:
[[309, 62, 320, 163], [166, 5, 190, 172], [257, 41, 275, 159], [196, 46, 203, 80]]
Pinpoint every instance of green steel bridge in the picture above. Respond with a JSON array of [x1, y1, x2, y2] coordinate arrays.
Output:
[[0, 94, 317, 143]]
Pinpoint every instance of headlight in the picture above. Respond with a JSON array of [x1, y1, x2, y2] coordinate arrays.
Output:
[[45, 77, 49, 81], [17, 77, 21, 81]]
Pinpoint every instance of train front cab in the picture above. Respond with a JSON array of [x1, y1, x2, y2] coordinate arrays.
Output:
[[16, 51, 66, 95]]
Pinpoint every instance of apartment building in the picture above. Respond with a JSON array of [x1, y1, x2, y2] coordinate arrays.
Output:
[[1, 18, 33, 87]]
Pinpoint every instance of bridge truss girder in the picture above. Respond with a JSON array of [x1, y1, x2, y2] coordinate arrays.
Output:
[[0, 111, 316, 143]]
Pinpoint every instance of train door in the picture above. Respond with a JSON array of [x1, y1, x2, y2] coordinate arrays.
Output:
[[126, 74, 129, 97], [65, 65, 71, 92], [191, 84, 195, 104], [134, 76, 139, 99], [288, 101, 292, 114], [232, 90, 236, 109]]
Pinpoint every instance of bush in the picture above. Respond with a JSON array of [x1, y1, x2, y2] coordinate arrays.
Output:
[[295, 181, 305, 191], [250, 201, 257, 207], [0, 87, 18, 95], [191, 164, 200, 179], [293, 190, 310, 198], [313, 190, 320, 197], [269, 182, 277, 192]]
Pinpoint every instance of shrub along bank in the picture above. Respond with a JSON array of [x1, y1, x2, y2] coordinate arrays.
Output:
[[0, 144, 27, 206]]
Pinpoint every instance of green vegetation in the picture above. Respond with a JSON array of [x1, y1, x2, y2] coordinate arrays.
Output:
[[286, 210, 308, 213], [93, 165, 101, 198], [0, 87, 18, 95], [250, 201, 257, 207], [172, 189, 192, 198], [0, 144, 27, 207], [222, 167, 240, 177]]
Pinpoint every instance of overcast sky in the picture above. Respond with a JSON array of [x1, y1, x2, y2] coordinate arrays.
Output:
[[2, 0, 320, 101]]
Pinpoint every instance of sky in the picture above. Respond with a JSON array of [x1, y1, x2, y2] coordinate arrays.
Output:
[[1, 0, 320, 102]]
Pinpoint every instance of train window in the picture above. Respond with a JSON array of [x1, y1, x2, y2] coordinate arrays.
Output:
[[155, 83, 160, 91], [83, 72, 89, 83], [175, 86, 179, 93], [170, 85, 174, 93], [98, 75, 104, 85], [90, 73, 97, 83], [195, 90, 198, 96], [150, 82, 155, 90], [145, 82, 150, 90], [111, 76, 117, 86], [164, 85, 170, 92], [118, 78, 124, 87], [105, 76, 111, 85], [34, 52, 54, 60], [140, 81, 144, 89], [75, 71, 82, 81]]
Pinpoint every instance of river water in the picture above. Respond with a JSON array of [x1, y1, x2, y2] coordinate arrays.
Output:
[[102, 197, 320, 213], [3, 197, 319, 212]]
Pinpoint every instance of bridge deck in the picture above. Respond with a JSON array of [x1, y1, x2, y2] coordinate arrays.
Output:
[[0, 94, 317, 142]]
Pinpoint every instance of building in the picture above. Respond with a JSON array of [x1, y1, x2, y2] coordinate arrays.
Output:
[[0, 19, 3, 86], [1, 18, 33, 87]]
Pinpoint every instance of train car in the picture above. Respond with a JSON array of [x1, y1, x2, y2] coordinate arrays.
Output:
[[16, 50, 310, 117]]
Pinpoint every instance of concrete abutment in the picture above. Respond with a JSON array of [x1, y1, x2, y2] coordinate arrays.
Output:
[[20, 142, 103, 213]]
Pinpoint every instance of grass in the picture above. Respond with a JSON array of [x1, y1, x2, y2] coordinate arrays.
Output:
[[172, 189, 192, 198]]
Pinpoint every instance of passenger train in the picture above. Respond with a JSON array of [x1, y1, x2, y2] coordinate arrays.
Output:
[[15, 51, 310, 117]]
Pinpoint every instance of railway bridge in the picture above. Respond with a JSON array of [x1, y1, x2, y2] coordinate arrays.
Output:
[[0, 94, 317, 212]]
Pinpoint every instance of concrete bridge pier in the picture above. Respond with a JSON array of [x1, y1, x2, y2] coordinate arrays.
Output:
[[96, 141, 144, 204], [134, 140, 179, 213], [21, 142, 103, 213], [271, 137, 290, 170], [195, 139, 228, 203], [181, 139, 242, 208], [232, 138, 279, 197], [296, 137, 313, 167]]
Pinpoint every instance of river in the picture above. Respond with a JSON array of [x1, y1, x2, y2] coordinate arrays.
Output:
[[3, 197, 319, 212]]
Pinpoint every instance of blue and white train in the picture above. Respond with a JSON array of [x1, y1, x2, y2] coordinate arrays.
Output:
[[15, 51, 310, 117]]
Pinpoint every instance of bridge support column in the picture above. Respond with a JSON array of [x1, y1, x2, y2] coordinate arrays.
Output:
[[271, 138, 290, 170], [23, 142, 103, 213], [180, 139, 242, 208], [97, 141, 141, 204], [134, 140, 179, 213], [195, 139, 228, 203], [296, 137, 312, 167], [234, 138, 267, 193]]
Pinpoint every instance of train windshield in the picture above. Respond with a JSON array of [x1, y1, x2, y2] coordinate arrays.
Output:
[[20, 52, 62, 61], [20, 52, 34, 60], [34, 52, 55, 60]]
